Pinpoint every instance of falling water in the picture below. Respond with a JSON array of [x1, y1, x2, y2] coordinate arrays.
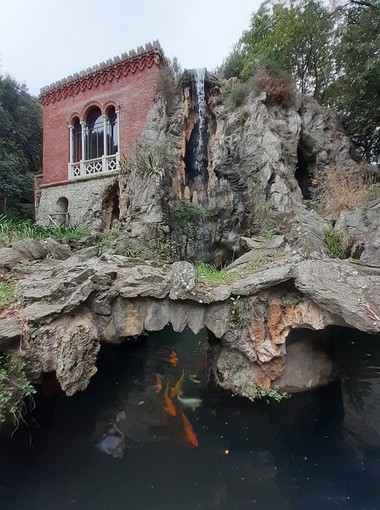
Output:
[[194, 68, 206, 177]]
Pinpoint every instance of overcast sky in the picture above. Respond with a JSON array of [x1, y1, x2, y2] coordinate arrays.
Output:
[[0, 0, 262, 97]]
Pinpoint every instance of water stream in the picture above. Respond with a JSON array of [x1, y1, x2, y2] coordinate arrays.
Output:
[[0, 327, 380, 510], [194, 68, 206, 179]]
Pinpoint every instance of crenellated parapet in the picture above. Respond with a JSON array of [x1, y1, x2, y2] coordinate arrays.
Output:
[[40, 41, 164, 106]]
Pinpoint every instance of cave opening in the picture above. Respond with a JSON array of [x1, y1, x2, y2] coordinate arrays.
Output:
[[103, 182, 120, 229], [295, 145, 316, 200]]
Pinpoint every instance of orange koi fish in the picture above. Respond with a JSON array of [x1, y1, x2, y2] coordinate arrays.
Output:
[[169, 350, 178, 367], [181, 411, 198, 448], [155, 375, 163, 394], [164, 383, 176, 417], [170, 369, 185, 399]]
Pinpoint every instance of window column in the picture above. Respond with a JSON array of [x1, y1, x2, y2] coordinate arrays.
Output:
[[80, 121, 86, 177], [68, 125, 74, 163], [68, 125, 74, 178], [102, 114, 107, 172], [116, 107, 120, 167]]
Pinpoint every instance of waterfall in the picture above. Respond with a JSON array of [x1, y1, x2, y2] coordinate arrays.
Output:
[[194, 68, 206, 177]]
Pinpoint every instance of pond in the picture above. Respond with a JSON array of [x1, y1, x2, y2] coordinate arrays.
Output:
[[0, 326, 379, 510]]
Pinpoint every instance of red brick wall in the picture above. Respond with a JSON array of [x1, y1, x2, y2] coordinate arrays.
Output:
[[41, 65, 159, 185]]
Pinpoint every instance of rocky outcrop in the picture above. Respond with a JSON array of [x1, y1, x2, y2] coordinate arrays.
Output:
[[0, 237, 73, 269], [1, 246, 379, 398], [94, 72, 361, 264], [336, 198, 380, 266]]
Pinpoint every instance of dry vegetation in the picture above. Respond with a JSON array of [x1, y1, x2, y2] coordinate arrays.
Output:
[[227, 67, 296, 109], [318, 166, 380, 217], [253, 68, 296, 108]]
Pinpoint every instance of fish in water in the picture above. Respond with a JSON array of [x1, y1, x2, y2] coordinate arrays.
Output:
[[154, 375, 163, 394], [164, 383, 176, 417], [96, 424, 125, 459], [188, 374, 201, 384], [178, 395, 202, 412], [181, 411, 198, 447], [170, 369, 185, 399], [169, 350, 178, 366]]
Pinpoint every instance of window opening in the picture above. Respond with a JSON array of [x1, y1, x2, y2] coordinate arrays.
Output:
[[106, 106, 118, 155], [85, 107, 103, 160], [73, 118, 82, 162]]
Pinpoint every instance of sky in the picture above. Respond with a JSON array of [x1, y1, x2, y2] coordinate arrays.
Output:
[[0, 0, 262, 97]]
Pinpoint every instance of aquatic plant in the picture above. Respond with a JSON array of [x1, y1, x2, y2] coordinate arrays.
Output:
[[254, 384, 289, 403], [0, 354, 36, 427]]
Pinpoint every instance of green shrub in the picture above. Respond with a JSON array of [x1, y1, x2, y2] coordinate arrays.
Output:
[[0, 354, 36, 426], [369, 183, 380, 201], [172, 199, 209, 227], [227, 81, 250, 108], [323, 227, 345, 259]]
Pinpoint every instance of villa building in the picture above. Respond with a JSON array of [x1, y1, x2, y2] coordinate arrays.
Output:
[[36, 41, 164, 227]]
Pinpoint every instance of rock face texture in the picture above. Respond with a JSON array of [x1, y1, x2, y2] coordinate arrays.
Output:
[[1, 248, 379, 398], [75, 71, 366, 264]]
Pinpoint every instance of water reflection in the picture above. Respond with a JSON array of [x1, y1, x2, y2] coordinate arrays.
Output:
[[0, 326, 379, 510], [332, 327, 380, 450]]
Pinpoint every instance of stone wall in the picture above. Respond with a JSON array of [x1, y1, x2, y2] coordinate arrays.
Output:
[[37, 174, 117, 229]]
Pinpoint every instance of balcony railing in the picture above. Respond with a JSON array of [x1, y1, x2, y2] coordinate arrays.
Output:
[[68, 154, 119, 179]]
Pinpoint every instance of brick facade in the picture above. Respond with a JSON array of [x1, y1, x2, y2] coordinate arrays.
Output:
[[37, 43, 163, 225]]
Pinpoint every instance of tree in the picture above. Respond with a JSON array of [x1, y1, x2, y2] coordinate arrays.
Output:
[[220, 0, 380, 162], [0, 76, 42, 218], [238, 0, 336, 101], [329, 5, 380, 161]]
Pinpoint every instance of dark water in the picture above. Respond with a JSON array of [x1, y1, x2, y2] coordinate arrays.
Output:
[[1, 327, 380, 510]]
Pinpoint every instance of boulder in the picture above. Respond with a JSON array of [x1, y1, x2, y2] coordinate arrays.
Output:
[[12, 239, 47, 260], [42, 237, 73, 260], [0, 317, 21, 347]]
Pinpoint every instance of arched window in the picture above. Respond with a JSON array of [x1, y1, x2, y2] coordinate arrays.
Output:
[[73, 118, 82, 163], [85, 107, 103, 160], [106, 106, 118, 155], [68, 103, 119, 179]]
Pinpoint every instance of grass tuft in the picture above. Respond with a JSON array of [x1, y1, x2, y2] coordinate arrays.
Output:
[[195, 263, 235, 284], [0, 215, 88, 247], [323, 227, 345, 259], [0, 283, 15, 307]]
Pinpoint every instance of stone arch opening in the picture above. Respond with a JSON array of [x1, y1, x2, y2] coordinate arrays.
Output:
[[295, 145, 316, 200], [55, 196, 69, 225], [103, 182, 120, 229]]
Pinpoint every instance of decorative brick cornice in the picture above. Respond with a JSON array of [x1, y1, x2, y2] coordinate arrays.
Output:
[[40, 41, 164, 106]]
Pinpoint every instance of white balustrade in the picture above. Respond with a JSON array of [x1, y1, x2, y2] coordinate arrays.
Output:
[[68, 154, 119, 179]]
